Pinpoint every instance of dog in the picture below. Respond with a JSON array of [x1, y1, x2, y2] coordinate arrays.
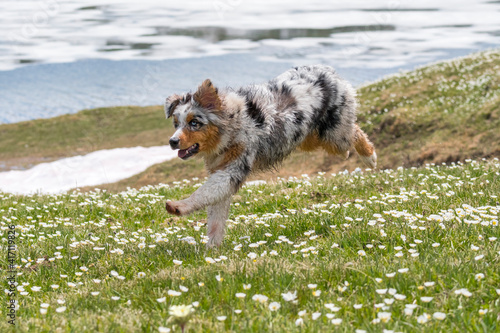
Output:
[[164, 65, 376, 247]]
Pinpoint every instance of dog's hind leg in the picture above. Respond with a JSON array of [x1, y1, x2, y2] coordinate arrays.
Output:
[[206, 197, 231, 248], [353, 125, 377, 168]]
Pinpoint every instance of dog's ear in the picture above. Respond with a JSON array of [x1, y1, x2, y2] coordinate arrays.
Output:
[[165, 94, 182, 118], [193, 79, 222, 111]]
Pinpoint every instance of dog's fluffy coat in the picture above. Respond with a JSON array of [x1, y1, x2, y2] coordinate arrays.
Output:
[[165, 65, 376, 247]]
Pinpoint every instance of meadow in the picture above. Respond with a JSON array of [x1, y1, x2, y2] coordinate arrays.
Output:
[[1, 158, 499, 332]]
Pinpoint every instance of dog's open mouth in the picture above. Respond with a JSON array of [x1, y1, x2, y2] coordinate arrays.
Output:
[[178, 143, 199, 160]]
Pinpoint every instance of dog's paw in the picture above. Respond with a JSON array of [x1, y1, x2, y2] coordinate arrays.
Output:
[[165, 200, 191, 216], [360, 151, 377, 169], [206, 237, 223, 249]]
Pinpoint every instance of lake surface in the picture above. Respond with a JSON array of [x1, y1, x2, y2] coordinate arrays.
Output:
[[1, 0, 499, 123]]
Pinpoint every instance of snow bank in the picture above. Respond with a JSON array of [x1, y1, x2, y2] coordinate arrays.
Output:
[[0, 145, 177, 195]]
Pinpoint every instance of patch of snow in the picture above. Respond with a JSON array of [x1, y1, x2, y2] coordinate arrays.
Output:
[[0, 145, 177, 194]]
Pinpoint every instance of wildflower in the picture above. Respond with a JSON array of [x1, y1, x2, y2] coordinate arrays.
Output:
[[312, 312, 321, 320], [50, 284, 59, 289], [424, 281, 435, 287], [247, 252, 257, 259], [307, 284, 317, 289], [91, 292, 100, 296], [243, 284, 251, 290], [168, 305, 194, 331], [269, 302, 281, 311], [295, 318, 304, 326], [205, 257, 215, 264], [417, 313, 429, 324], [377, 312, 391, 323], [215, 275, 223, 282], [455, 288, 472, 297], [358, 250, 366, 256], [138, 272, 146, 278], [235, 293, 246, 298], [173, 260, 182, 266], [475, 273, 485, 280], [420, 297, 433, 303], [252, 294, 268, 303], [475, 254, 484, 261], [167, 290, 181, 297], [281, 291, 297, 302], [111, 296, 120, 301], [217, 316, 226, 321], [433, 312, 446, 320], [312, 290, 321, 297], [354, 304, 363, 309], [479, 309, 488, 315], [331, 318, 342, 325], [31, 286, 41, 292], [56, 306, 67, 313], [158, 327, 171, 333]]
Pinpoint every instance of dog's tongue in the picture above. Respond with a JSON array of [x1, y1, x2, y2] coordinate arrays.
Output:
[[178, 149, 188, 159]]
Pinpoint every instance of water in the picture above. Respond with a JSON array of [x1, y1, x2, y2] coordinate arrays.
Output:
[[0, 0, 499, 123]]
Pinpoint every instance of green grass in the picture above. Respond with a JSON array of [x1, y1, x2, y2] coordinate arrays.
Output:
[[0, 105, 170, 170], [1, 159, 499, 332]]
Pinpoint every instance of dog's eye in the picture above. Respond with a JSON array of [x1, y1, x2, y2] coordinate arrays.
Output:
[[189, 120, 200, 127]]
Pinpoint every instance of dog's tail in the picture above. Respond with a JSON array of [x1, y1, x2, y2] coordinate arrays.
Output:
[[353, 124, 377, 168]]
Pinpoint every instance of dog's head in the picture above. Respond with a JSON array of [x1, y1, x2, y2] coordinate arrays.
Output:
[[165, 79, 223, 160]]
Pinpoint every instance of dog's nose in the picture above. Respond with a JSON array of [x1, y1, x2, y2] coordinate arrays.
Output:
[[169, 137, 180, 149]]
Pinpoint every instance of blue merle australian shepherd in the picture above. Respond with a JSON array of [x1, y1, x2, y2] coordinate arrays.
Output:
[[164, 65, 376, 247]]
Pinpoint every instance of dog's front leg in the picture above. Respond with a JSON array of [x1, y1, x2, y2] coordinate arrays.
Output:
[[206, 197, 231, 248], [165, 170, 242, 216]]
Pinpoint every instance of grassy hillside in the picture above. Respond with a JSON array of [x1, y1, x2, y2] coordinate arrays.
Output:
[[1, 159, 499, 332], [0, 50, 499, 189], [0, 106, 170, 171]]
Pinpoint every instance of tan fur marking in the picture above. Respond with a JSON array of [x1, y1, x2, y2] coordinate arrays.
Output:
[[299, 132, 347, 156], [179, 124, 221, 154], [186, 113, 194, 124], [215, 143, 244, 171], [353, 125, 374, 157], [193, 79, 222, 110], [299, 133, 322, 152]]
